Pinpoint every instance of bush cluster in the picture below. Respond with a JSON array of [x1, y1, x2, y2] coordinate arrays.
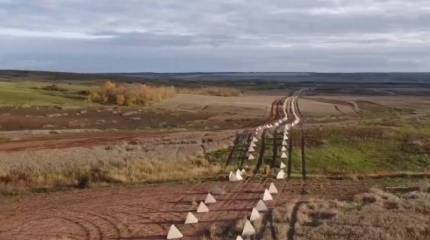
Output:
[[89, 81, 176, 106]]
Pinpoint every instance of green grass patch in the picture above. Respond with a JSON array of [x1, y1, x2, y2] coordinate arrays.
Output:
[[289, 124, 430, 175], [206, 149, 231, 165], [0, 81, 96, 107]]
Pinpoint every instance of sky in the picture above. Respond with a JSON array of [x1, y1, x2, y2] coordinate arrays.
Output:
[[0, 0, 429, 73]]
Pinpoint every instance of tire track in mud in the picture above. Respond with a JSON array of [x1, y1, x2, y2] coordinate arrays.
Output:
[[62, 211, 106, 240], [19, 187, 200, 240], [1, 179, 386, 240], [85, 212, 123, 239], [0, 215, 92, 240], [55, 216, 93, 240], [0, 132, 163, 152], [287, 200, 308, 240]]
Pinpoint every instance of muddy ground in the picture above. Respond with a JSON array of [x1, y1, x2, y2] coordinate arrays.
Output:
[[0, 178, 428, 240]]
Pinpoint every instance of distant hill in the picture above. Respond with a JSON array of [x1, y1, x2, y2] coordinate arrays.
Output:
[[1, 70, 429, 82], [1, 70, 430, 92]]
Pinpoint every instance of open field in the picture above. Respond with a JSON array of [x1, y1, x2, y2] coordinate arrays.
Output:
[[0, 71, 429, 239], [1, 72, 429, 186], [289, 123, 430, 174], [0, 79, 278, 131], [0, 81, 94, 107]]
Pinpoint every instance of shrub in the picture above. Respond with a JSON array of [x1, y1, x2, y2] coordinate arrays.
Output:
[[89, 81, 176, 106], [76, 174, 90, 189], [41, 84, 67, 92]]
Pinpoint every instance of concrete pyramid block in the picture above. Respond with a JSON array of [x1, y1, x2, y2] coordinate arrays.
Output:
[[248, 145, 255, 152], [282, 140, 287, 146], [252, 137, 258, 143], [281, 152, 288, 159], [229, 171, 240, 182], [229, 171, 235, 181], [281, 146, 287, 152], [280, 161, 286, 169], [269, 183, 278, 194], [256, 199, 268, 211], [250, 208, 261, 221], [276, 169, 286, 179], [263, 189, 273, 201], [184, 212, 198, 224], [242, 220, 256, 236], [250, 142, 257, 147], [205, 193, 216, 204], [236, 171, 243, 181], [197, 201, 209, 213], [236, 236, 244, 240], [167, 224, 183, 239], [240, 169, 246, 175], [248, 153, 255, 160]]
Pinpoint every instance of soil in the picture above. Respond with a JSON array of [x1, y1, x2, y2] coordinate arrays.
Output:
[[0, 178, 371, 240], [0, 94, 282, 132], [0, 106, 260, 132]]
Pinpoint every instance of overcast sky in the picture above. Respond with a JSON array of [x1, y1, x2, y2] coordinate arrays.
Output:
[[0, 0, 429, 72]]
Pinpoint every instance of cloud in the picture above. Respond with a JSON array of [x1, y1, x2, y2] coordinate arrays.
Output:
[[0, 27, 114, 39], [0, 0, 429, 72]]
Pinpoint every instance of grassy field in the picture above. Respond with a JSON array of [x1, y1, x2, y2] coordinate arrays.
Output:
[[290, 116, 430, 175], [0, 80, 244, 108], [207, 112, 430, 176], [0, 81, 95, 107]]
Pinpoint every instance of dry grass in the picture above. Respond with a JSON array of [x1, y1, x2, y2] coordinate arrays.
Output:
[[0, 130, 234, 195], [0, 154, 224, 195], [89, 81, 176, 106]]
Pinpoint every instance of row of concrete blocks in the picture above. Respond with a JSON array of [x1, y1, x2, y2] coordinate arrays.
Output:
[[166, 182, 280, 239]]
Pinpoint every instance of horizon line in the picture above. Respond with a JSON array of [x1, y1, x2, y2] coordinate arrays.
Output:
[[1, 69, 430, 75]]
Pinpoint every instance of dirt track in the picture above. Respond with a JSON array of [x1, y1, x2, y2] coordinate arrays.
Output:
[[0, 131, 168, 152], [0, 179, 369, 240]]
